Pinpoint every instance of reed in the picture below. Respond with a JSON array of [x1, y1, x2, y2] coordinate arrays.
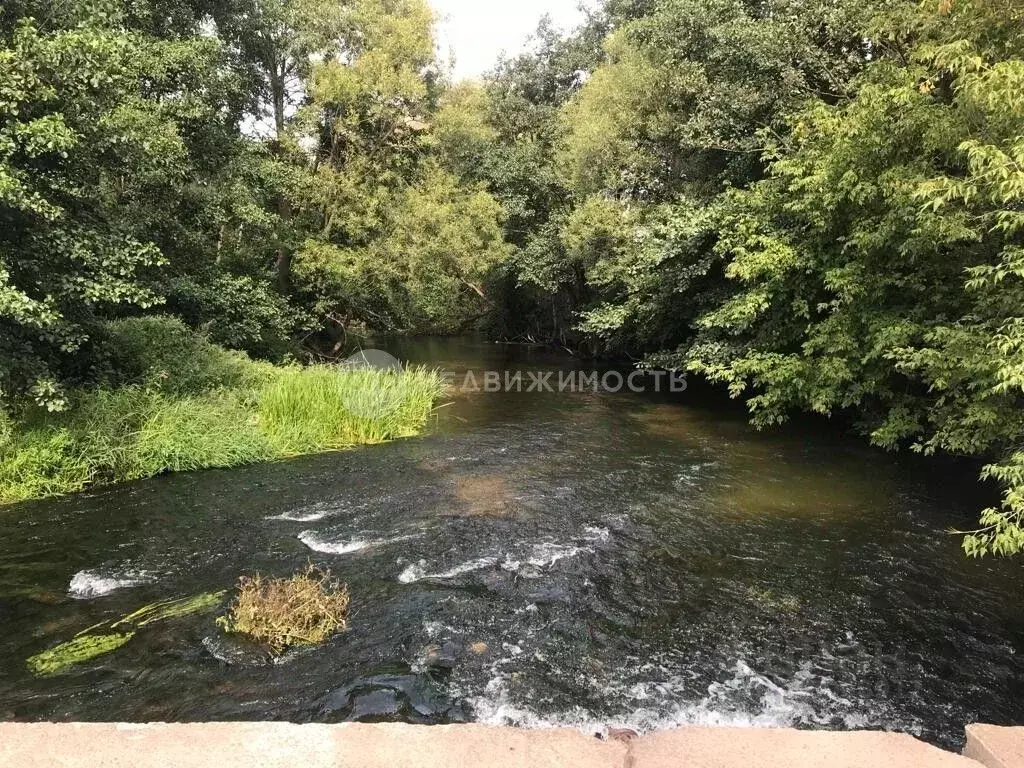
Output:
[[259, 365, 446, 455]]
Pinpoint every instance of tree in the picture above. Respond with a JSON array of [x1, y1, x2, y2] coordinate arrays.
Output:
[[211, 0, 351, 293], [524, 0, 875, 355], [286, 0, 512, 336], [685, 0, 1024, 555], [0, 4, 221, 407]]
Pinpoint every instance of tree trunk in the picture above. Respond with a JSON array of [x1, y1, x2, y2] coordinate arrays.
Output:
[[270, 60, 294, 294]]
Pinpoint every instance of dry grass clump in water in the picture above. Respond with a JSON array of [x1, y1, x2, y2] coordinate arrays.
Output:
[[218, 565, 350, 654]]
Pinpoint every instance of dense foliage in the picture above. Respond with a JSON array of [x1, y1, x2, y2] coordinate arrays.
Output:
[[1, 0, 1022, 555], [0, 0, 506, 409], [469, 0, 1024, 555]]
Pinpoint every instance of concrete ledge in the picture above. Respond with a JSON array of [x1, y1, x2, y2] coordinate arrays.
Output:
[[0, 723, 627, 768], [634, 727, 983, 768], [965, 725, 1024, 768], [0, 723, 989, 768]]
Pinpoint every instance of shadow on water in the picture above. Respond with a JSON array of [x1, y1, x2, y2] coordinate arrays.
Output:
[[0, 337, 1021, 748]]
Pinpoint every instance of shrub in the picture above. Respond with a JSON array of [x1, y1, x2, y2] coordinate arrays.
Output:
[[163, 273, 302, 359], [101, 316, 268, 395], [217, 565, 350, 654]]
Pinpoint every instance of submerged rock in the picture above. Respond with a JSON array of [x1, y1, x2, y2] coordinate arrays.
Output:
[[449, 475, 515, 518], [200, 635, 274, 667], [421, 641, 462, 670], [350, 689, 402, 720], [318, 673, 470, 724], [17, 589, 67, 606]]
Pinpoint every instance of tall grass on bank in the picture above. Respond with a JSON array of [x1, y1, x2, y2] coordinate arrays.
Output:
[[260, 366, 445, 455], [0, 320, 445, 505]]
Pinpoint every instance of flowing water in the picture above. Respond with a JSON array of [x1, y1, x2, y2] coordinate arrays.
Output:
[[1, 338, 1022, 748]]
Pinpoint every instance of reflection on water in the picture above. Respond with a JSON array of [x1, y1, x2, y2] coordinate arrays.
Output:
[[0, 337, 1021, 747]]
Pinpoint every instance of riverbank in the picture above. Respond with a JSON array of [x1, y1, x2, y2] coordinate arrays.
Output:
[[0, 723, 1010, 768], [0, 319, 445, 505]]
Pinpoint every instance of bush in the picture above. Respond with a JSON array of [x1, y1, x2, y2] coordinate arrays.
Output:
[[101, 316, 269, 395], [217, 565, 350, 654], [164, 273, 302, 359]]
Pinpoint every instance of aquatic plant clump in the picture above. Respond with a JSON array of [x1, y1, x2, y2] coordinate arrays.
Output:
[[218, 566, 350, 654], [111, 592, 228, 630], [26, 590, 226, 676], [27, 633, 136, 676]]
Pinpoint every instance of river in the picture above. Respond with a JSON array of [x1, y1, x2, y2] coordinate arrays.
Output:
[[0, 337, 1021, 748]]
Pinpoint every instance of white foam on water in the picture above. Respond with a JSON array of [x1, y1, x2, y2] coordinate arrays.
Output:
[[526, 542, 589, 568], [269, 510, 336, 523], [299, 531, 420, 555], [399, 556, 500, 584], [68, 569, 155, 599], [399, 561, 428, 583], [423, 620, 446, 637], [268, 499, 373, 522], [502, 539, 597, 573], [431, 557, 501, 579], [298, 532, 372, 554], [410, 526, 612, 583], [674, 461, 719, 490], [468, 658, 904, 738]]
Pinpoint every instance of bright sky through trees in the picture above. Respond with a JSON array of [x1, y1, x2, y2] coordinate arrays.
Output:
[[431, 0, 592, 79]]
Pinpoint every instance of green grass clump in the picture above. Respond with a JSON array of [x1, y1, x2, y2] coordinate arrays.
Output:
[[132, 394, 276, 476], [260, 365, 446, 455], [0, 323, 444, 505], [0, 428, 92, 501]]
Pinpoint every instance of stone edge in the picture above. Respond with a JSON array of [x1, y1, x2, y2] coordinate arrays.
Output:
[[0, 722, 1014, 768]]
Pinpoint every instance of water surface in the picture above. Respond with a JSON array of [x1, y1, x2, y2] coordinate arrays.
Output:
[[0, 338, 1021, 748]]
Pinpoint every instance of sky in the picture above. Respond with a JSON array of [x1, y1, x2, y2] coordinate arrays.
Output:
[[430, 0, 593, 80]]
